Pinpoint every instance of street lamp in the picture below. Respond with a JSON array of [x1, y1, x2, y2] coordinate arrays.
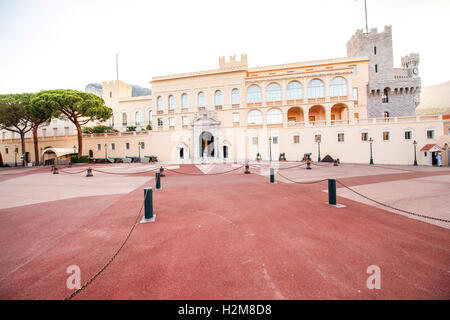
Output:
[[413, 140, 418, 166], [369, 137, 374, 165], [14, 145, 17, 167], [104, 143, 108, 164], [317, 140, 321, 162], [138, 142, 141, 163], [268, 136, 272, 162]]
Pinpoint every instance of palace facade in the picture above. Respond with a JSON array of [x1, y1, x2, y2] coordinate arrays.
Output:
[[1, 26, 449, 166]]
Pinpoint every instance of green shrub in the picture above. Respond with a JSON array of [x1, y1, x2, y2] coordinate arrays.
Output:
[[126, 126, 136, 132], [70, 155, 89, 163], [146, 124, 152, 130], [82, 125, 118, 134]]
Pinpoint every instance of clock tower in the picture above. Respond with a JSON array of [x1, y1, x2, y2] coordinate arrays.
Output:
[[401, 53, 420, 77]]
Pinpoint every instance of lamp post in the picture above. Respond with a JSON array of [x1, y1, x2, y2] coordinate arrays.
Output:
[[40, 147, 43, 166], [413, 140, 418, 166], [317, 140, 321, 162], [138, 142, 141, 163], [104, 143, 107, 164], [14, 145, 17, 167], [268, 136, 272, 162], [369, 137, 374, 165]]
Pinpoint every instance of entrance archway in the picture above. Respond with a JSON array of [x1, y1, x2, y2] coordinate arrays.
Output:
[[199, 131, 214, 157]]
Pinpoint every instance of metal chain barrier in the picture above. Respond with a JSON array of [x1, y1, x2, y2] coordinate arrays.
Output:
[[164, 165, 244, 176], [276, 171, 328, 184], [92, 167, 159, 175], [59, 169, 88, 175], [336, 180, 450, 223], [278, 162, 308, 170], [65, 192, 148, 300]]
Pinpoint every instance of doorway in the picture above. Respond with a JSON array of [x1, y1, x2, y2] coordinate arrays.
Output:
[[199, 131, 214, 157], [432, 152, 438, 166], [223, 146, 228, 159], [179, 148, 184, 159]]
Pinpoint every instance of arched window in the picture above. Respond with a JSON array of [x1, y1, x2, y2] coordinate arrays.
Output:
[[182, 93, 189, 108], [329, 77, 347, 97], [109, 114, 114, 127], [308, 79, 324, 98], [148, 110, 152, 123], [248, 110, 262, 125], [168, 95, 175, 109], [157, 96, 163, 110], [287, 81, 303, 100], [231, 89, 240, 105], [122, 112, 128, 126], [135, 110, 142, 125], [266, 83, 281, 101], [215, 90, 223, 106], [267, 109, 283, 124], [247, 85, 261, 103], [382, 88, 389, 103], [198, 92, 205, 107]]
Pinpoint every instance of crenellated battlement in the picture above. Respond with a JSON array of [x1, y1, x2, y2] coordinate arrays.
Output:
[[401, 53, 420, 69], [219, 54, 248, 69]]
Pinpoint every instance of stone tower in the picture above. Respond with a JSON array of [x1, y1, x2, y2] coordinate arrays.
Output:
[[347, 26, 421, 118]]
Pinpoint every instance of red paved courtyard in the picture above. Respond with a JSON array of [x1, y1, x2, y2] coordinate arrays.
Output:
[[0, 163, 449, 299]]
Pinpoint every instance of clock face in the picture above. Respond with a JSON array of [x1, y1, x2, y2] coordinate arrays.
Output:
[[413, 68, 418, 75]]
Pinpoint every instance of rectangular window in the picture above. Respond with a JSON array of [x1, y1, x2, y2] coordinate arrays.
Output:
[[233, 113, 240, 123], [97, 144, 101, 151], [140, 142, 145, 149], [53, 128, 58, 136], [252, 137, 258, 145], [125, 142, 130, 150], [272, 136, 278, 144], [64, 127, 69, 136], [169, 117, 175, 127], [182, 116, 189, 126], [374, 46, 377, 55], [353, 88, 358, 101], [5, 147, 8, 154], [404, 131, 412, 140], [427, 130, 435, 139], [293, 135, 300, 144], [110, 91, 112, 98], [361, 132, 368, 141], [157, 118, 163, 127], [42, 128, 47, 137], [315, 134, 321, 143], [337, 133, 345, 142], [111, 143, 115, 150], [352, 66, 357, 75], [383, 131, 390, 141], [375, 64, 378, 73]]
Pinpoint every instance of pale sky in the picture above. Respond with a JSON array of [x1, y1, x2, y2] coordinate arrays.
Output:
[[0, 0, 449, 94]]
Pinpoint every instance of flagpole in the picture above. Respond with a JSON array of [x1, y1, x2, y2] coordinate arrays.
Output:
[[364, 0, 368, 33]]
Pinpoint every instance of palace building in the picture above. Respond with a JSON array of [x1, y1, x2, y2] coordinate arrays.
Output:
[[1, 26, 449, 166]]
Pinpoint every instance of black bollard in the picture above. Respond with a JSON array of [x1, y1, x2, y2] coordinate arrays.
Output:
[[86, 167, 93, 177], [244, 163, 250, 174], [140, 187, 156, 223], [328, 179, 337, 205], [270, 168, 275, 184], [159, 166, 165, 177], [155, 172, 161, 190]]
